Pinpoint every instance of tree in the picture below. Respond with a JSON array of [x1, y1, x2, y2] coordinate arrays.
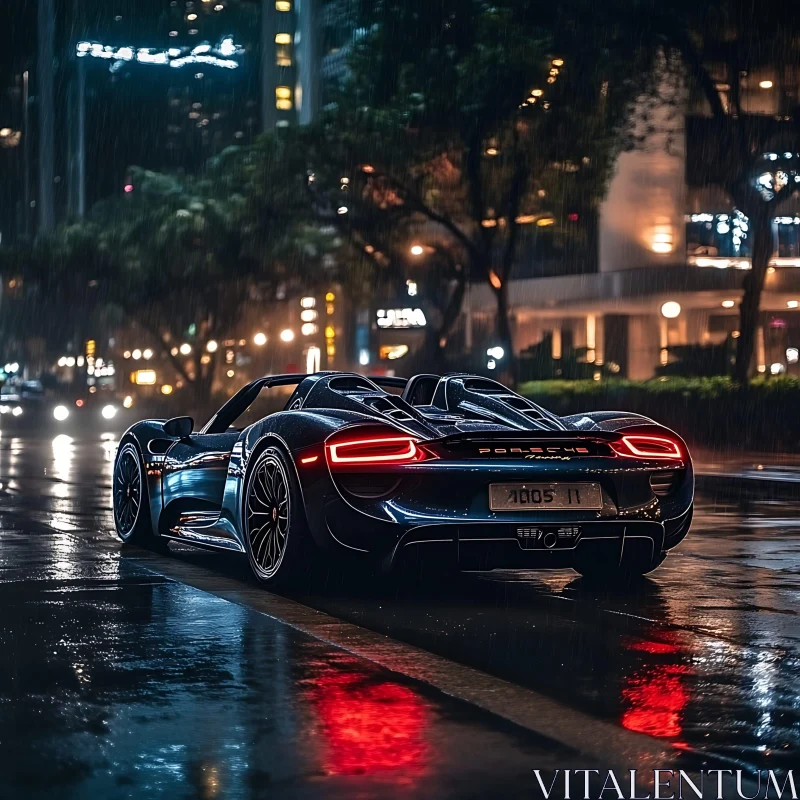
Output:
[[10, 133, 337, 407], [608, 0, 800, 382], [312, 0, 656, 374]]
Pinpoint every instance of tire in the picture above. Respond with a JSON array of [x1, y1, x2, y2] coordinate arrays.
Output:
[[113, 441, 162, 549], [574, 552, 667, 582], [244, 446, 316, 588]]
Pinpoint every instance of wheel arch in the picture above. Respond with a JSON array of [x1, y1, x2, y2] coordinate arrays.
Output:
[[241, 433, 309, 533]]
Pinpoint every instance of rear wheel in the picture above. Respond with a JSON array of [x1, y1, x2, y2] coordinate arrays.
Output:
[[244, 446, 316, 588], [114, 442, 161, 549]]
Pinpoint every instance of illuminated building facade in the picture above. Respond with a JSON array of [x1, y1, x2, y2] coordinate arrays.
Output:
[[471, 65, 800, 379]]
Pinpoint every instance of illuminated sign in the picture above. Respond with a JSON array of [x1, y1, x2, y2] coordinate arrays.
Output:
[[376, 308, 427, 329], [131, 370, 157, 386], [76, 37, 244, 72]]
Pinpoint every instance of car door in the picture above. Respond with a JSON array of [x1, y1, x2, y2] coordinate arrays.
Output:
[[162, 431, 240, 516]]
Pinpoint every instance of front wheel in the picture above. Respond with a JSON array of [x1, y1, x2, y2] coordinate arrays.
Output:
[[244, 446, 316, 588], [114, 442, 161, 549]]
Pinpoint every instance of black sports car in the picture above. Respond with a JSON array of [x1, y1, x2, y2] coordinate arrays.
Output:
[[113, 372, 693, 584]]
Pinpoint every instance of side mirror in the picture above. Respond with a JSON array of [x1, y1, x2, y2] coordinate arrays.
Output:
[[163, 416, 194, 439]]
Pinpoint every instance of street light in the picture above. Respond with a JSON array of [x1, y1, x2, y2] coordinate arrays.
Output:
[[410, 244, 425, 257], [280, 329, 295, 343], [206, 340, 219, 352], [661, 301, 681, 319], [179, 343, 192, 355], [253, 332, 267, 346]]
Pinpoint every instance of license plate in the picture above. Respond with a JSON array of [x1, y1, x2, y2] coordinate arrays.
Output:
[[489, 483, 602, 511]]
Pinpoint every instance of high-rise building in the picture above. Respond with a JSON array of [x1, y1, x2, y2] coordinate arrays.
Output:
[[0, 2, 35, 243], [18, 0, 356, 232], [261, 0, 354, 129], [69, 0, 261, 206]]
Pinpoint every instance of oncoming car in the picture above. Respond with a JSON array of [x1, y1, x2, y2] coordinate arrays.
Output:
[[51, 396, 125, 426], [0, 384, 131, 430], [112, 372, 693, 585]]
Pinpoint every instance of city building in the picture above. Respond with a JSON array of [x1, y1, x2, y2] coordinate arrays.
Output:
[[261, 0, 353, 129], [11, 0, 352, 239], [470, 67, 800, 379]]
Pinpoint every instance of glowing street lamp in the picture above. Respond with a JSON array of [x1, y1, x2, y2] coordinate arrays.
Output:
[[280, 329, 295, 343], [410, 244, 425, 257], [206, 340, 219, 352], [661, 301, 681, 319], [253, 332, 267, 346], [179, 343, 192, 355]]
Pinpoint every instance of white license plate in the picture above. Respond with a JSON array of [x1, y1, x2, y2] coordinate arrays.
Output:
[[489, 483, 602, 511]]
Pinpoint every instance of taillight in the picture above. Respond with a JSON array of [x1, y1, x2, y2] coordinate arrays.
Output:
[[612, 434, 682, 460], [326, 435, 428, 466]]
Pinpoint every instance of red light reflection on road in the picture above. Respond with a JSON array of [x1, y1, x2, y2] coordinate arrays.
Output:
[[622, 663, 690, 739], [305, 668, 430, 777], [627, 640, 681, 655]]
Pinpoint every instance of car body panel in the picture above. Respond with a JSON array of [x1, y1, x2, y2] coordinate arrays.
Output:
[[118, 372, 694, 573]]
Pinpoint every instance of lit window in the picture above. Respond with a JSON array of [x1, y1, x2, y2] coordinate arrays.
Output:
[[276, 0, 291, 9], [276, 86, 293, 110], [276, 42, 292, 66], [275, 33, 292, 44]]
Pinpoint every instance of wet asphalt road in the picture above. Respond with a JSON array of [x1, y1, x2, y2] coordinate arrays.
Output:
[[1, 433, 799, 797]]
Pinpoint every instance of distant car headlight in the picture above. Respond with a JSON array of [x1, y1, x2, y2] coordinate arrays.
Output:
[[0, 405, 9, 415], [101, 404, 117, 420], [12, 406, 22, 417], [53, 405, 69, 421]]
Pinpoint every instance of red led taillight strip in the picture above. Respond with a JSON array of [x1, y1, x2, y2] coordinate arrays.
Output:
[[326, 436, 423, 465], [612, 435, 682, 460]]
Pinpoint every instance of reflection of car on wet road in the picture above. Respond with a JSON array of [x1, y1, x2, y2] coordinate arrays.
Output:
[[113, 372, 693, 586]]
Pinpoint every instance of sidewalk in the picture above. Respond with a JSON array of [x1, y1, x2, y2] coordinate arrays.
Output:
[[693, 448, 800, 498]]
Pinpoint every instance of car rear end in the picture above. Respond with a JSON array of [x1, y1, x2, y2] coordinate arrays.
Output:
[[301, 424, 693, 575]]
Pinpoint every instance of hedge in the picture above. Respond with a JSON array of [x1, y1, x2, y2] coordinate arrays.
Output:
[[518, 377, 800, 452]]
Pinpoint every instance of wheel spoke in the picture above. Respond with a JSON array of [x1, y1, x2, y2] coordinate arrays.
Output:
[[256, 524, 273, 565], [259, 466, 273, 503], [253, 472, 271, 508]]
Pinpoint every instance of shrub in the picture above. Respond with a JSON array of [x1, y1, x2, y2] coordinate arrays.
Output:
[[518, 377, 800, 452]]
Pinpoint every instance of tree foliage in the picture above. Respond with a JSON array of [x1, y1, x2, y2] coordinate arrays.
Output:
[[308, 0, 658, 371], [3, 135, 338, 402]]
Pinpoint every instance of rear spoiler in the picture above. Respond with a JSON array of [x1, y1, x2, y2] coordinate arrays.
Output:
[[433, 430, 621, 444]]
